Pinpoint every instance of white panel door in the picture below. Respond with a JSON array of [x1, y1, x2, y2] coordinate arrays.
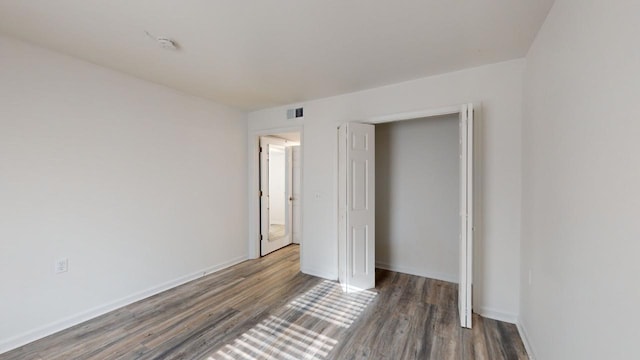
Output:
[[260, 137, 293, 256], [291, 146, 302, 244], [260, 142, 270, 253], [338, 123, 375, 292], [459, 104, 474, 328], [285, 146, 293, 242]]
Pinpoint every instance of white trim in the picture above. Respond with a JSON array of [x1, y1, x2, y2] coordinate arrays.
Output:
[[516, 319, 536, 360], [0, 255, 247, 354], [475, 306, 518, 324], [367, 104, 461, 124], [375, 261, 458, 284]]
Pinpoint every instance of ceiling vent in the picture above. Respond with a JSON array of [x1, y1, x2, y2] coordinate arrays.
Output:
[[287, 107, 304, 120]]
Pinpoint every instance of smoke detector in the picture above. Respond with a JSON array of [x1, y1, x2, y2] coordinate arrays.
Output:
[[156, 37, 178, 50], [145, 31, 179, 51]]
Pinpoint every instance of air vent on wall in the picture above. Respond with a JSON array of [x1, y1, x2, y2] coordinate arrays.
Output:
[[286, 107, 304, 120]]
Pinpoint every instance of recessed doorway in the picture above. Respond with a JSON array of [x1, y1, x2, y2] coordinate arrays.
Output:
[[259, 132, 302, 256]]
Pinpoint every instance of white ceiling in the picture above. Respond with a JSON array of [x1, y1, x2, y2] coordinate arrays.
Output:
[[0, 1, 554, 110]]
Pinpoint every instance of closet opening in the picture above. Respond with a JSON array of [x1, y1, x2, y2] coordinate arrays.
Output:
[[338, 104, 474, 327], [374, 114, 460, 284]]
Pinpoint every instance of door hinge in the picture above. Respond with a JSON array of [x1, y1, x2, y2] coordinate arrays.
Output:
[[259, 147, 263, 153], [260, 190, 263, 196], [260, 234, 263, 240]]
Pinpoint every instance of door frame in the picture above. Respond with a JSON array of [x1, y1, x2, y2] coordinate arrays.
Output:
[[357, 103, 479, 327], [248, 126, 304, 261], [259, 136, 294, 256]]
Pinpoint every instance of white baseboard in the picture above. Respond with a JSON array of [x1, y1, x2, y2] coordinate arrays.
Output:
[[476, 306, 518, 324], [0, 255, 247, 355], [375, 261, 458, 284], [516, 319, 536, 360]]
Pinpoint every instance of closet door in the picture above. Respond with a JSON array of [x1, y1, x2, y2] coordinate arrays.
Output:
[[459, 104, 474, 328], [338, 123, 375, 292]]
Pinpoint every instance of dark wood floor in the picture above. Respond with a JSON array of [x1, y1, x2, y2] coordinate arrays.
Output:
[[1, 245, 527, 359]]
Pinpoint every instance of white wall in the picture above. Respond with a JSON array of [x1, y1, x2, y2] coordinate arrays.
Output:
[[0, 35, 248, 352], [248, 59, 524, 321], [375, 115, 459, 282], [520, 0, 640, 358]]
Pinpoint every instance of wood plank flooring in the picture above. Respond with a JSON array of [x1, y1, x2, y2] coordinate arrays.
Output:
[[1, 245, 527, 359]]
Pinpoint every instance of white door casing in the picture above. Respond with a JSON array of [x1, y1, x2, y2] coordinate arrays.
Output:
[[260, 136, 293, 256], [338, 123, 376, 292], [459, 104, 474, 328]]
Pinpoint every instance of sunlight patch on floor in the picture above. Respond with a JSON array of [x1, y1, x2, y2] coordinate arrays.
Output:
[[287, 280, 377, 327], [210, 316, 337, 360], [208, 281, 376, 359]]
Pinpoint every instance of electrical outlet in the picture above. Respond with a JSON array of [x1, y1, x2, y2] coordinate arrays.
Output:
[[55, 258, 68, 274]]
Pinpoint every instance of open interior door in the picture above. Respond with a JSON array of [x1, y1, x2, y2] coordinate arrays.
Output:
[[338, 123, 375, 292], [260, 137, 293, 256], [459, 104, 474, 328], [291, 146, 301, 244]]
